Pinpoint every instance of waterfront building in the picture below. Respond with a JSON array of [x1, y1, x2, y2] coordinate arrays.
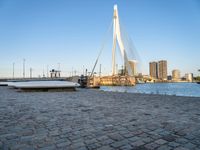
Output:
[[167, 75, 172, 81], [185, 73, 193, 82], [118, 69, 124, 76], [149, 61, 158, 79], [172, 69, 180, 81], [128, 60, 137, 76], [158, 60, 167, 80], [50, 69, 61, 78]]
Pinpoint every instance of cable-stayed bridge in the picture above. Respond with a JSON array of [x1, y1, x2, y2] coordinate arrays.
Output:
[[89, 4, 138, 87]]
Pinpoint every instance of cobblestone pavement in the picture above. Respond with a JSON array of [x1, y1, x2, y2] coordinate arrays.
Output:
[[0, 86, 200, 150]]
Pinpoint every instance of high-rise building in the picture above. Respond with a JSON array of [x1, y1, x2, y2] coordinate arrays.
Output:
[[128, 60, 137, 76], [158, 60, 167, 80], [172, 69, 180, 81], [149, 61, 158, 79], [185, 73, 193, 82]]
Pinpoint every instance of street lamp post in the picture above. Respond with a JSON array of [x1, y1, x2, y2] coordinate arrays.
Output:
[[30, 68, 32, 78], [13, 62, 15, 79], [99, 64, 101, 77], [23, 59, 25, 78], [47, 65, 49, 78], [83, 65, 84, 75], [58, 63, 60, 71]]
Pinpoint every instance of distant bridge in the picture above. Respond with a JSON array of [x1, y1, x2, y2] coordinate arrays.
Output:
[[89, 5, 138, 86]]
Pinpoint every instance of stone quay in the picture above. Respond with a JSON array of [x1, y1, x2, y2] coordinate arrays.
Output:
[[0, 86, 200, 150]]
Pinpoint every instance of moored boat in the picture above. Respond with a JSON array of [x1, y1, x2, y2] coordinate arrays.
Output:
[[10, 81, 80, 92], [0, 82, 9, 86]]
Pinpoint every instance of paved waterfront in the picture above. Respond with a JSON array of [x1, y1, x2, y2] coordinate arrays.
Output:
[[0, 87, 200, 150]]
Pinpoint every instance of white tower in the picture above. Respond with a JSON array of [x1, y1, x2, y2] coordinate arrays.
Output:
[[111, 5, 131, 76]]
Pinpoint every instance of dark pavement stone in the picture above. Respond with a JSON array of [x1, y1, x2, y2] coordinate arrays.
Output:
[[131, 146, 149, 150], [131, 140, 145, 147], [163, 134, 178, 142], [97, 145, 114, 150], [157, 145, 173, 150], [168, 141, 180, 148], [144, 142, 159, 150], [121, 132, 134, 138], [110, 139, 129, 148], [183, 142, 197, 149], [176, 138, 189, 144], [10, 144, 35, 150], [142, 137, 154, 143], [128, 136, 140, 142], [38, 145, 56, 150], [154, 139, 167, 145], [84, 139, 98, 145], [108, 132, 124, 141], [99, 138, 114, 145], [174, 147, 190, 150], [119, 144, 133, 150], [76, 146, 88, 150], [96, 135, 109, 142], [56, 141, 71, 148], [184, 134, 196, 140], [86, 142, 101, 150]]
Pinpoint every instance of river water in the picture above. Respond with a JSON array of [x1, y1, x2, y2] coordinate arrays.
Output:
[[100, 83, 200, 97]]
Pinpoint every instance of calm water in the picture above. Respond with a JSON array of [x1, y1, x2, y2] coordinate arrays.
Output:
[[100, 83, 200, 97]]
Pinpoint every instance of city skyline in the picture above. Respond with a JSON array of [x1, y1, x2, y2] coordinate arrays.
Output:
[[0, 0, 200, 78]]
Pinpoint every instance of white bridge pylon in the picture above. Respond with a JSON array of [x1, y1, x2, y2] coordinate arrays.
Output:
[[112, 4, 132, 76]]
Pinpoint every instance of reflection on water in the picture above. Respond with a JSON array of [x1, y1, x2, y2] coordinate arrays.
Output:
[[100, 83, 200, 97]]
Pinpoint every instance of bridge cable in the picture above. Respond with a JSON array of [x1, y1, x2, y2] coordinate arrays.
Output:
[[90, 19, 113, 77]]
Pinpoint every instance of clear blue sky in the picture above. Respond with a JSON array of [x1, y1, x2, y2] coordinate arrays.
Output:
[[0, 0, 200, 77]]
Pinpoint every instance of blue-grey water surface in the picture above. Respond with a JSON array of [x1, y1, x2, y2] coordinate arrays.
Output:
[[100, 83, 200, 97]]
